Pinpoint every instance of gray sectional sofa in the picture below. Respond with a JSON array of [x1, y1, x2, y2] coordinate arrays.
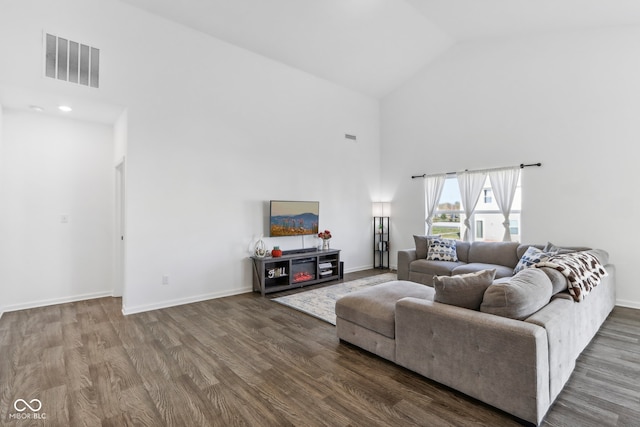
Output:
[[336, 238, 616, 425]]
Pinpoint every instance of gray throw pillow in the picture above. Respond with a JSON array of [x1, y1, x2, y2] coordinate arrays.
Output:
[[537, 266, 568, 295], [413, 234, 440, 259], [480, 268, 553, 320], [434, 269, 496, 310], [543, 241, 575, 254]]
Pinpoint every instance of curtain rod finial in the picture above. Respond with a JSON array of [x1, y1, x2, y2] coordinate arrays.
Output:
[[520, 162, 542, 168]]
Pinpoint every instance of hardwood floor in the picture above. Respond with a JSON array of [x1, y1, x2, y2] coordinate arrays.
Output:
[[1, 270, 639, 426]]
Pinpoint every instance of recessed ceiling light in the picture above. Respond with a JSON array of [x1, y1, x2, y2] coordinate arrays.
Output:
[[58, 105, 72, 112], [29, 105, 44, 112]]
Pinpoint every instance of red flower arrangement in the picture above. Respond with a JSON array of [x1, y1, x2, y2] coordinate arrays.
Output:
[[318, 230, 332, 240]]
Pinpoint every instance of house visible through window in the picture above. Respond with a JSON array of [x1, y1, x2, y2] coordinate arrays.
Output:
[[509, 219, 520, 236], [431, 176, 522, 242], [483, 189, 492, 204], [476, 220, 484, 239]]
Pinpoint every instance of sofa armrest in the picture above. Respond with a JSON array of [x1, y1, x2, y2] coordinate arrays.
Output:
[[397, 248, 417, 280], [525, 264, 616, 402], [395, 297, 550, 425]]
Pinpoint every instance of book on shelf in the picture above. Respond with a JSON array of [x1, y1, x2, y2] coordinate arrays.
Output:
[[319, 262, 333, 269]]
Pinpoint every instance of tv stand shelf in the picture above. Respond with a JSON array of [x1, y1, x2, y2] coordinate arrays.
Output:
[[251, 249, 341, 296]]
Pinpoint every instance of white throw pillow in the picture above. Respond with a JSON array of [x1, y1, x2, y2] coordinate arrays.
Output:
[[513, 246, 555, 274], [426, 237, 458, 262]]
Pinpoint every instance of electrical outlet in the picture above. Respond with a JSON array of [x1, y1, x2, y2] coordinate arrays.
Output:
[[162, 275, 169, 285]]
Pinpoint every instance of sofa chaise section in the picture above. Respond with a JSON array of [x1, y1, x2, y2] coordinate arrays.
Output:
[[394, 297, 550, 424]]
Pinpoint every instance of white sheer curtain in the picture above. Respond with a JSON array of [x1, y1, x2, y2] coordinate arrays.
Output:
[[457, 170, 487, 241], [488, 166, 521, 241], [424, 174, 446, 235]]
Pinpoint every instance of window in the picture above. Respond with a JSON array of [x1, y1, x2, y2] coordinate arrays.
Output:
[[431, 178, 461, 239], [431, 176, 522, 242]]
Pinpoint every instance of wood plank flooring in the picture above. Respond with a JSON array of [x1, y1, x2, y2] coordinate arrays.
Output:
[[1, 270, 639, 426]]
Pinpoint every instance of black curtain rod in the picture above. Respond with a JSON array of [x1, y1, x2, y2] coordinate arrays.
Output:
[[411, 162, 542, 179]]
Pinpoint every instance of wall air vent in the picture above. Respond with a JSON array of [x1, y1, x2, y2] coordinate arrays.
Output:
[[345, 134, 357, 141], [44, 33, 99, 88]]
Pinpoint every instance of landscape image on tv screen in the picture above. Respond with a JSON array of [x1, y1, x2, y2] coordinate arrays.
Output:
[[270, 201, 319, 237]]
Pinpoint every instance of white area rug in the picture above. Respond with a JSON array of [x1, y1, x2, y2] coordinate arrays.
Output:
[[272, 272, 397, 325]]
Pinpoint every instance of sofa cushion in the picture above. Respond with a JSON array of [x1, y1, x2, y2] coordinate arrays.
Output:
[[587, 248, 609, 266], [514, 246, 555, 274], [411, 259, 465, 278], [427, 237, 458, 262], [542, 242, 590, 253], [335, 280, 434, 338], [468, 241, 520, 267], [537, 267, 568, 295], [543, 242, 576, 254], [434, 269, 496, 310], [480, 268, 553, 320], [452, 263, 515, 279], [455, 241, 471, 263], [413, 234, 440, 259]]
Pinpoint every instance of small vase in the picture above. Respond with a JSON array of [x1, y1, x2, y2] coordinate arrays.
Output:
[[322, 239, 330, 250]]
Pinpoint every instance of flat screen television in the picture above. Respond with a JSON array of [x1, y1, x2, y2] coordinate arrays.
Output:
[[269, 200, 319, 237]]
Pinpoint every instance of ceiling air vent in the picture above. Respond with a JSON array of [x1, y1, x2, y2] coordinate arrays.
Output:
[[44, 33, 99, 88]]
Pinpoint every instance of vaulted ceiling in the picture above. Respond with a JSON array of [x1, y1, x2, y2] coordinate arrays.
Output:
[[120, 0, 640, 98], [4, 0, 640, 123]]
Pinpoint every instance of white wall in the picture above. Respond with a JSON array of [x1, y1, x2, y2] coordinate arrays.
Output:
[[0, 109, 114, 311], [382, 27, 640, 308], [114, 110, 128, 165], [0, 0, 381, 314], [121, 23, 380, 313]]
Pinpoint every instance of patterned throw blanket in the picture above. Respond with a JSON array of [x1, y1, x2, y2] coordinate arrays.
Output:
[[534, 251, 608, 302]]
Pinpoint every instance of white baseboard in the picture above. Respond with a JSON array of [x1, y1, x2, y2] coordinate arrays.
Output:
[[0, 264, 403, 320], [345, 264, 398, 274], [616, 299, 640, 310], [2, 291, 114, 314], [343, 264, 373, 274], [122, 286, 253, 315]]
